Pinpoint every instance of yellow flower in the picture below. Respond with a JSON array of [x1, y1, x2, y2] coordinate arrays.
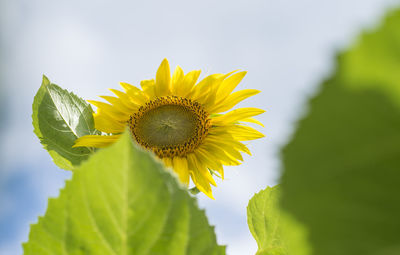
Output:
[[74, 59, 264, 199]]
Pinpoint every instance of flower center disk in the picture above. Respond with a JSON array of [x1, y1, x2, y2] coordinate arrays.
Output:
[[136, 105, 196, 147], [129, 96, 211, 158]]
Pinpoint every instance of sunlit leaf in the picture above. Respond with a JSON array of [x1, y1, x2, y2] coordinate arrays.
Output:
[[247, 186, 286, 255], [247, 186, 311, 255], [32, 76, 98, 170], [23, 131, 225, 255]]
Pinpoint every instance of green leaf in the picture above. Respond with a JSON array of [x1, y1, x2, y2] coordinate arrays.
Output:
[[23, 131, 225, 255], [280, 9, 400, 255], [248, 186, 285, 255], [32, 76, 98, 170], [247, 186, 311, 255]]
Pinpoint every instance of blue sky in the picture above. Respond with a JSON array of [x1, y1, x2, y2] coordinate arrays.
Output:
[[0, 0, 398, 254]]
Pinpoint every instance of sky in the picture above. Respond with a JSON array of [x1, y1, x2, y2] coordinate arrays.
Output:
[[0, 0, 399, 254]]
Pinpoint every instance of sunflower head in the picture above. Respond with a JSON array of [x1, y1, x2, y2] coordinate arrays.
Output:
[[74, 59, 265, 199]]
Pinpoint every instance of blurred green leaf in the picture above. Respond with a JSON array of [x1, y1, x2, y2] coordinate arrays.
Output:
[[32, 76, 98, 170], [280, 9, 400, 255], [247, 186, 311, 255], [23, 131, 224, 255]]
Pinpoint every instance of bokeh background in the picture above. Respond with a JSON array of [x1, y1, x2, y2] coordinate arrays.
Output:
[[0, 0, 398, 254]]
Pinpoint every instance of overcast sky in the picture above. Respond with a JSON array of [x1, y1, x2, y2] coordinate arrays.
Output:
[[0, 0, 399, 254]]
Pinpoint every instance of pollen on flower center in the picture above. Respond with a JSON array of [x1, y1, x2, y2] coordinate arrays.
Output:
[[128, 96, 211, 158]]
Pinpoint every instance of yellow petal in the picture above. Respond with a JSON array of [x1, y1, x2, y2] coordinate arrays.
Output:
[[190, 154, 216, 186], [189, 73, 224, 102], [99, 96, 133, 115], [171, 65, 184, 95], [155, 58, 171, 96], [200, 71, 238, 110], [119, 82, 141, 94], [119, 82, 148, 104], [210, 89, 260, 113], [88, 100, 129, 120], [216, 71, 247, 100], [140, 79, 155, 99], [222, 125, 265, 141], [73, 135, 121, 148], [240, 117, 265, 127], [207, 133, 251, 155], [109, 89, 140, 111], [93, 111, 126, 133], [200, 142, 241, 166], [206, 137, 244, 160], [187, 154, 215, 199], [212, 107, 265, 125], [195, 148, 225, 179], [172, 157, 190, 186], [163, 157, 173, 167], [177, 70, 201, 97]]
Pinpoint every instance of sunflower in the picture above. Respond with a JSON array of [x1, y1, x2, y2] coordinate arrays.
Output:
[[73, 59, 264, 199]]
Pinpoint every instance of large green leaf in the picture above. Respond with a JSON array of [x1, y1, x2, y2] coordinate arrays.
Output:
[[23, 131, 225, 255], [247, 186, 311, 255], [280, 9, 400, 255], [32, 76, 98, 170]]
